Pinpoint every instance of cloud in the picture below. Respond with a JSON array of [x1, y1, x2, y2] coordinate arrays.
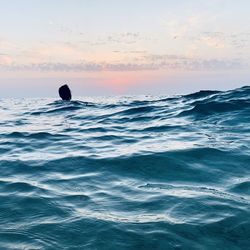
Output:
[[0, 61, 157, 72], [0, 55, 247, 72], [80, 32, 155, 47], [112, 50, 147, 54], [163, 13, 215, 39], [188, 31, 250, 50], [144, 54, 247, 71], [0, 54, 13, 65], [163, 12, 250, 53], [0, 32, 248, 73]]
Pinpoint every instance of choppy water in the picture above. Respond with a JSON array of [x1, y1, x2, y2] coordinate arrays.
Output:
[[0, 86, 249, 250]]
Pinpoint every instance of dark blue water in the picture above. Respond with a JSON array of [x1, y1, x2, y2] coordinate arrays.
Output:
[[0, 86, 249, 249]]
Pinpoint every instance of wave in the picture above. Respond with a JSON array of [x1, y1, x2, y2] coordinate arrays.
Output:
[[17, 86, 249, 121], [184, 90, 221, 99], [179, 99, 249, 117], [178, 86, 250, 118], [5, 131, 67, 140], [0, 85, 249, 249]]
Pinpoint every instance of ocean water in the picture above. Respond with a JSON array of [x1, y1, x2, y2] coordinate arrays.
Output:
[[0, 86, 249, 250]]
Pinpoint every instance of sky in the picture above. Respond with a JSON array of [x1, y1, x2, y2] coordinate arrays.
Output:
[[0, 0, 250, 97]]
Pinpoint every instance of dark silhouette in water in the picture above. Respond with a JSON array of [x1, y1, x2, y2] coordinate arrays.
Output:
[[59, 84, 72, 100]]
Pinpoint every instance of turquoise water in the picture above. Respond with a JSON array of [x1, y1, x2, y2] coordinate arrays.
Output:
[[0, 86, 249, 249]]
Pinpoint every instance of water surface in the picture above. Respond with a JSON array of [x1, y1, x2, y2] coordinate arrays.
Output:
[[0, 86, 249, 249]]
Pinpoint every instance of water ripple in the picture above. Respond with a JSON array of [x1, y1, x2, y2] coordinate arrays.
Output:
[[0, 86, 249, 249]]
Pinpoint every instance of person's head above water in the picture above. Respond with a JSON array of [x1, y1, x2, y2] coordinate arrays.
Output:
[[59, 84, 72, 101]]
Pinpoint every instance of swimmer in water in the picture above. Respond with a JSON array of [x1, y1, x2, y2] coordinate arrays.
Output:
[[59, 84, 72, 100]]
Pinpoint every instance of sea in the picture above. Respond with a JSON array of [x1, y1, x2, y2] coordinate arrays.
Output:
[[0, 86, 249, 250]]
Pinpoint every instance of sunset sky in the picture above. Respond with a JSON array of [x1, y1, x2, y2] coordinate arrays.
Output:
[[1, 0, 250, 97]]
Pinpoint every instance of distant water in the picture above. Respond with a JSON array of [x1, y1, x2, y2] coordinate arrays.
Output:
[[0, 86, 249, 250]]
